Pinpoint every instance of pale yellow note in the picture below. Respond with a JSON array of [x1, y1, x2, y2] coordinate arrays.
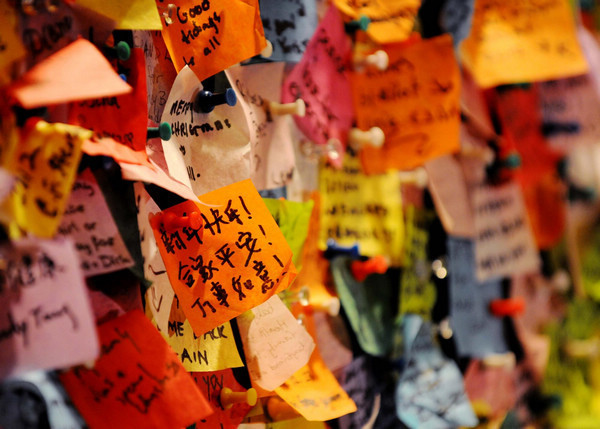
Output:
[[76, 0, 162, 30]]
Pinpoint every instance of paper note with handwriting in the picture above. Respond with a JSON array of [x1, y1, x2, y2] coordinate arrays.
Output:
[[319, 155, 403, 264], [2, 120, 91, 238], [395, 315, 477, 429], [0, 238, 98, 379], [237, 295, 315, 391], [0, 2, 25, 86], [69, 48, 148, 152], [60, 310, 212, 428], [338, 356, 380, 429], [281, 5, 353, 146], [460, 0, 588, 88], [57, 169, 133, 277], [9, 39, 131, 109], [76, 0, 162, 29], [161, 65, 251, 195], [158, 0, 266, 82], [447, 237, 509, 358], [151, 179, 296, 336], [333, 0, 420, 44], [226, 62, 296, 191], [351, 34, 460, 173], [472, 182, 540, 281]]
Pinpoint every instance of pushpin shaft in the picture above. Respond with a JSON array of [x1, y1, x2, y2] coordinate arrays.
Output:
[[268, 99, 306, 117]]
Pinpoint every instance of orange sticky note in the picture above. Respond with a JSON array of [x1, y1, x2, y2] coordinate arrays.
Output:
[[59, 310, 213, 429], [460, 0, 588, 88], [333, 0, 420, 44], [9, 38, 132, 109], [151, 179, 296, 335], [351, 34, 460, 173], [69, 48, 148, 152], [158, 0, 266, 82]]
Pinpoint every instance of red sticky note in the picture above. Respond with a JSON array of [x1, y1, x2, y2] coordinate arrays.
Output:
[[60, 310, 213, 429]]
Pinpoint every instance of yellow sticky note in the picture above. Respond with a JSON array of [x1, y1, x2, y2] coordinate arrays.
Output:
[[319, 155, 403, 265], [2, 120, 91, 238], [76, 0, 162, 30], [460, 0, 588, 88], [0, 2, 26, 85]]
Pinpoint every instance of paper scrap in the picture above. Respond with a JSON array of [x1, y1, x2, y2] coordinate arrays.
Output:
[[351, 34, 460, 173], [460, 0, 588, 88], [60, 310, 213, 429], [237, 295, 315, 391], [319, 155, 404, 264], [76, 0, 162, 29], [0, 2, 25, 86], [226, 62, 296, 191], [338, 356, 380, 429], [151, 179, 296, 336], [0, 238, 99, 379]]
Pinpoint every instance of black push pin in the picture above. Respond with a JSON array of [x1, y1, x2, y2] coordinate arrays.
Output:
[[104, 41, 131, 61], [344, 15, 370, 34], [147, 122, 172, 141], [193, 88, 237, 113]]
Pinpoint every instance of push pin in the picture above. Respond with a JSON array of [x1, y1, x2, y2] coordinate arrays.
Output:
[[486, 152, 521, 182], [489, 297, 525, 317], [194, 88, 237, 113], [353, 50, 389, 71], [160, 3, 176, 25], [299, 139, 344, 169], [149, 211, 202, 231], [147, 122, 172, 141], [21, 0, 37, 15], [104, 41, 132, 61], [351, 255, 389, 282], [324, 239, 360, 260], [220, 387, 258, 410], [260, 40, 274, 58], [482, 352, 516, 369], [266, 99, 306, 120], [398, 167, 428, 188], [348, 127, 385, 151], [344, 15, 370, 34]]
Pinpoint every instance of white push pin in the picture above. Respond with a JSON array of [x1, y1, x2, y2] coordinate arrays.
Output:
[[354, 50, 389, 71], [260, 40, 274, 58], [311, 297, 341, 317], [267, 99, 306, 117], [348, 127, 385, 151], [398, 167, 428, 188], [482, 352, 516, 369], [160, 4, 176, 25]]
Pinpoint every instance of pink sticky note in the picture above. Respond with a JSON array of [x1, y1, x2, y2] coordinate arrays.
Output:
[[0, 238, 99, 379], [281, 5, 354, 146]]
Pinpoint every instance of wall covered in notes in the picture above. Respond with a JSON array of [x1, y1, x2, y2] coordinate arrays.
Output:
[[4, 0, 600, 428]]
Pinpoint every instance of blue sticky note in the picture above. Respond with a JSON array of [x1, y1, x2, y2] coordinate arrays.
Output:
[[395, 315, 478, 429], [447, 237, 509, 358], [259, 0, 318, 63]]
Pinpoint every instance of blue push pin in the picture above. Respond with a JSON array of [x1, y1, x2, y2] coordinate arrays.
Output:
[[147, 122, 172, 141], [194, 88, 237, 113], [344, 15, 370, 34], [324, 239, 360, 260], [105, 41, 131, 61]]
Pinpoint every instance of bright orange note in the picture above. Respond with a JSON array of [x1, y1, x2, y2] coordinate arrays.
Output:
[[59, 310, 213, 429], [70, 48, 148, 152], [9, 38, 131, 109], [351, 34, 460, 173], [151, 179, 296, 336], [460, 0, 588, 88], [158, 0, 266, 82]]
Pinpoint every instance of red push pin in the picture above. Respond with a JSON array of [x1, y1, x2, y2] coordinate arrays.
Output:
[[489, 297, 525, 317], [350, 255, 389, 282], [148, 211, 202, 230]]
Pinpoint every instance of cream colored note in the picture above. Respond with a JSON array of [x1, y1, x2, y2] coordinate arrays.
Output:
[[237, 295, 315, 391], [160, 66, 251, 195]]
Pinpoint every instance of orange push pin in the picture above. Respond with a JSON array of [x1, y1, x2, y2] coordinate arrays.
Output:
[[350, 255, 389, 282], [220, 387, 258, 410]]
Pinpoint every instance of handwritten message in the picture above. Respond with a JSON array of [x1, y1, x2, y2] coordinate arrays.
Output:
[[60, 310, 212, 429], [58, 169, 133, 277], [237, 295, 315, 391], [158, 0, 266, 82], [151, 179, 296, 336], [226, 62, 296, 191], [333, 0, 420, 44], [319, 155, 403, 264], [447, 237, 509, 358], [3, 120, 90, 238], [472, 182, 540, 281], [460, 0, 588, 88], [351, 34, 460, 173], [0, 238, 98, 379], [281, 4, 353, 146], [161, 65, 251, 196], [70, 48, 148, 152], [259, 0, 318, 62]]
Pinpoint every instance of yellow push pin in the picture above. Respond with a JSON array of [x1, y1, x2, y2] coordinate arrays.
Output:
[[267, 99, 306, 118], [220, 387, 258, 410]]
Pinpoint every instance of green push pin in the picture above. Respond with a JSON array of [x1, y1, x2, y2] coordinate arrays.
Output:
[[498, 152, 521, 169], [147, 122, 172, 141], [105, 41, 131, 61], [344, 15, 370, 34]]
